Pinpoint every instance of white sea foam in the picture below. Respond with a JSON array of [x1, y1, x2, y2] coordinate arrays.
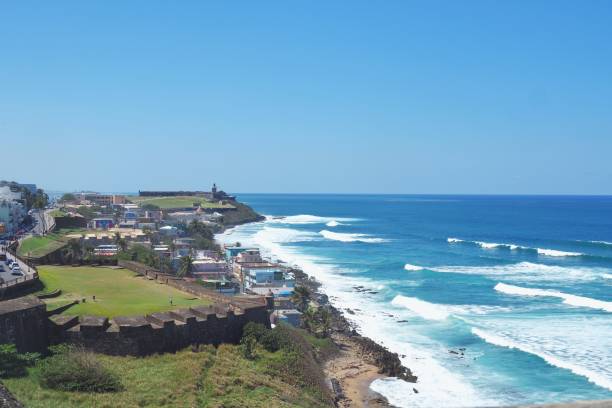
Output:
[[404, 263, 424, 271], [392, 296, 451, 320], [447, 238, 585, 257], [584, 240, 612, 246], [391, 295, 511, 321], [319, 230, 387, 243], [218, 222, 497, 407], [494, 283, 612, 312], [326, 220, 340, 227], [472, 328, 612, 391], [536, 248, 583, 257], [602, 273, 612, 280], [432, 262, 609, 283], [267, 214, 356, 225]]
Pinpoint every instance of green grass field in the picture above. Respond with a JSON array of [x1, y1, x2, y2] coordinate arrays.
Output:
[[17, 235, 67, 258], [17, 229, 89, 258], [3, 342, 332, 408], [38, 265, 211, 317], [49, 209, 68, 218], [127, 196, 234, 210]]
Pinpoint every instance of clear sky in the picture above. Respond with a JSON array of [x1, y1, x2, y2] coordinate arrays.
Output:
[[1, 1, 611, 194]]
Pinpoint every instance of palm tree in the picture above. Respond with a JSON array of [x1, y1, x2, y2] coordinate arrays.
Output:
[[84, 245, 95, 262], [318, 308, 332, 338], [177, 255, 194, 278], [301, 306, 317, 332], [291, 285, 311, 312], [67, 239, 83, 264], [117, 238, 128, 252]]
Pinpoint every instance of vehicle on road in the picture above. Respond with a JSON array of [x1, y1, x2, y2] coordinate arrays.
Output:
[[11, 265, 21, 275], [7, 259, 14, 267], [11, 262, 20, 270]]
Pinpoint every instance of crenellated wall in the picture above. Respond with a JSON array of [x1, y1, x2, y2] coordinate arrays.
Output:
[[0, 296, 48, 352], [49, 302, 270, 356]]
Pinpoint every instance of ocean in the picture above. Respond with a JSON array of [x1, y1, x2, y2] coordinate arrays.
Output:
[[217, 194, 612, 408]]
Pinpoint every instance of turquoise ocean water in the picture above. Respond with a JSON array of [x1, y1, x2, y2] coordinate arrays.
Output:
[[217, 194, 612, 407]]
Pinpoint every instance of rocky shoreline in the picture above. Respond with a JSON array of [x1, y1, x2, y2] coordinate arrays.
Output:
[[289, 267, 418, 407]]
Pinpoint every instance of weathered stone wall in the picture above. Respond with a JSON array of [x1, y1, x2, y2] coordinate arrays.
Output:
[[0, 296, 48, 352], [49, 303, 270, 356], [53, 216, 87, 229]]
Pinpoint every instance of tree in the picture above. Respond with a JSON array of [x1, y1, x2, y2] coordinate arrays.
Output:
[[291, 286, 311, 312], [84, 246, 95, 262], [301, 307, 317, 332], [32, 189, 49, 209], [318, 308, 332, 338], [66, 239, 83, 264], [60, 193, 76, 203], [177, 255, 194, 278], [117, 238, 128, 252]]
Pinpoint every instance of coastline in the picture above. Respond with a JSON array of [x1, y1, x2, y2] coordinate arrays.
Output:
[[291, 266, 417, 407], [217, 215, 418, 407]]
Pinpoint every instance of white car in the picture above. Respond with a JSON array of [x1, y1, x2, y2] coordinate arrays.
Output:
[[11, 265, 22, 276]]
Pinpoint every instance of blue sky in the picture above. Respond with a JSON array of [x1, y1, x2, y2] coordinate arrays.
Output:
[[1, 1, 611, 194]]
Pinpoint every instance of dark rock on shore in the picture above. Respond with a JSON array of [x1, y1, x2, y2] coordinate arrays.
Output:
[[352, 336, 418, 382], [298, 276, 418, 385]]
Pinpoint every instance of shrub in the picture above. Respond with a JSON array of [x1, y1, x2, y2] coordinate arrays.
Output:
[[240, 334, 257, 360], [37, 347, 122, 392], [241, 322, 267, 342], [0, 344, 39, 378]]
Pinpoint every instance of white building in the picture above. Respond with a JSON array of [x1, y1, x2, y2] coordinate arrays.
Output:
[[0, 199, 26, 236]]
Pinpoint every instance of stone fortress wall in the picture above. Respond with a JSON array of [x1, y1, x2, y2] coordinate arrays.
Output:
[[0, 261, 272, 356]]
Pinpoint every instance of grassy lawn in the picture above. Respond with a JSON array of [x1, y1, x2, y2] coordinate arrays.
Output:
[[38, 265, 211, 317], [17, 235, 67, 258], [49, 209, 68, 218], [3, 344, 332, 408], [127, 196, 234, 210]]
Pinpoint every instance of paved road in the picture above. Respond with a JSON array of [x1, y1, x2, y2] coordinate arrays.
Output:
[[0, 247, 35, 286]]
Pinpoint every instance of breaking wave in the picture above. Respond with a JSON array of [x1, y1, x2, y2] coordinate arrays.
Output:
[[391, 296, 450, 320], [447, 238, 585, 257], [431, 261, 610, 282], [404, 263, 425, 271], [326, 220, 340, 227], [535, 248, 583, 257], [391, 295, 511, 321], [267, 214, 356, 225], [472, 328, 612, 391], [319, 230, 387, 243], [494, 283, 612, 312]]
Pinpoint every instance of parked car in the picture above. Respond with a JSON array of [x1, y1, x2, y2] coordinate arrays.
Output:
[[11, 265, 22, 275], [7, 259, 14, 267], [11, 262, 20, 270]]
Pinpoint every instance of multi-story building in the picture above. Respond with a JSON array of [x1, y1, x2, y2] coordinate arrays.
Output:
[[0, 199, 26, 236]]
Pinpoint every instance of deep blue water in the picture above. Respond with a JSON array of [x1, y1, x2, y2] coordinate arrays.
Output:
[[218, 194, 612, 407]]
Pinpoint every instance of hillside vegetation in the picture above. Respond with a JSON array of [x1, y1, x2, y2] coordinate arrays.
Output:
[[2, 325, 335, 408], [127, 196, 234, 210]]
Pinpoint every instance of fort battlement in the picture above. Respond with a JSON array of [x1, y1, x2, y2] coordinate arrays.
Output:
[[1, 261, 272, 355], [48, 301, 269, 356]]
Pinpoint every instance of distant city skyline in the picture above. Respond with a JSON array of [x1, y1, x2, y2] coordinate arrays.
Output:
[[2, 1, 611, 194]]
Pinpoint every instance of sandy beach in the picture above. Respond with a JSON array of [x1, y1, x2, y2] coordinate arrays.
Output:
[[324, 331, 392, 407]]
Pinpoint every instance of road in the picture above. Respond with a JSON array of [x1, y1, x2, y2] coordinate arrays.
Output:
[[0, 208, 52, 285], [0, 246, 35, 286]]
